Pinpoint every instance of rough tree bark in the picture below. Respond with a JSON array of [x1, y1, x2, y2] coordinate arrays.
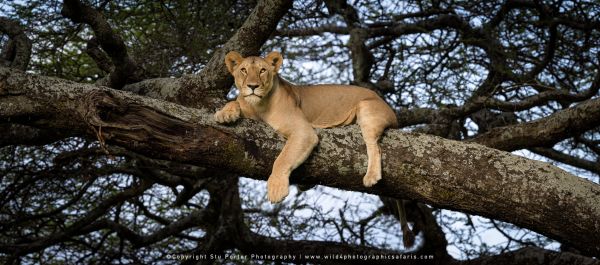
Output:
[[1, 67, 599, 257]]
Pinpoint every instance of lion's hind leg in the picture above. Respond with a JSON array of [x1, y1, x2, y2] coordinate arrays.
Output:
[[357, 99, 415, 247], [356, 99, 397, 187]]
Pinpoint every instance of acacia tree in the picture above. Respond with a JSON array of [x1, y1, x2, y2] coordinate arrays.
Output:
[[1, 0, 599, 264]]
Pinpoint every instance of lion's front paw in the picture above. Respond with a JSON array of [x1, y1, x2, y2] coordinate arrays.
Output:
[[214, 108, 240, 124], [267, 175, 289, 203], [362, 172, 382, 187]]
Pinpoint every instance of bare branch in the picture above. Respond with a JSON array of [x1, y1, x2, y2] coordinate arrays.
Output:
[[275, 24, 350, 37], [530, 147, 600, 176], [411, 203, 450, 259], [85, 37, 114, 74], [470, 97, 600, 151], [61, 0, 145, 89], [324, 0, 380, 92], [0, 179, 153, 256], [1, 67, 599, 256]]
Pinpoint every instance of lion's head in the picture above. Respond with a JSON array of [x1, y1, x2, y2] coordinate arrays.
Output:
[[225, 51, 283, 106]]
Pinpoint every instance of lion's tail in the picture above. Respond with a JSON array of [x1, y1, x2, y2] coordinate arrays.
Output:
[[396, 199, 415, 248]]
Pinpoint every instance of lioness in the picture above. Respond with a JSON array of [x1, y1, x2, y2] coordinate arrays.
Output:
[[215, 51, 414, 246]]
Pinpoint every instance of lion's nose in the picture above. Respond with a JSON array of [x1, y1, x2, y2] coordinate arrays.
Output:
[[247, 84, 259, 91]]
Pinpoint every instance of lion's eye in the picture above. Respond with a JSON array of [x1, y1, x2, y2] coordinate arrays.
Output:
[[241, 68, 247, 74], [260, 68, 266, 74]]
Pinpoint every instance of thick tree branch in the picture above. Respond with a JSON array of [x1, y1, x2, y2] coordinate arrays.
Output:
[[380, 198, 451, 259], [409, 203, 450, 259], [530, 147, 600, 176], [85, 37, 114, 74], [183, 0, 293, 106], [578, 136, 600, 156], [0, 17, 31, 71], [120, 0, 293, 109], [470, 97, 600, 151], [400, 74, 599, 140], [1, 68, 599, 257], [61, 0, 145, 89], [324, 0, 376, 89]]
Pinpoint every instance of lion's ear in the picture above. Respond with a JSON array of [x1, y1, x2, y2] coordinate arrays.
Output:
[[225, 51, 243, 74], [265, 51, 283, 72]]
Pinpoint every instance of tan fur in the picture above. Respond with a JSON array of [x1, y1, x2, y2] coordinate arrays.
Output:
[[215, 51, 414, 247], [216, 50, 399, 201]]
